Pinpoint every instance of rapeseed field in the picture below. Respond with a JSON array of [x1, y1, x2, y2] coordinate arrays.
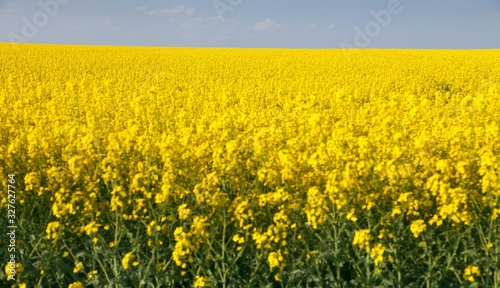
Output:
[[0, 44, 499, 287]]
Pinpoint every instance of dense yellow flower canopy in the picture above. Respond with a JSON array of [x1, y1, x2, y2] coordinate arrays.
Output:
[[1, 43, 499, 287]]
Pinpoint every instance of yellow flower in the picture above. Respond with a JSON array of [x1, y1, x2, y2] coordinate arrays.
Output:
[[388, 255, 394, 263], [194, 275, 208, 287], [147, 220, 159, 236], [369, 243, 385, 266], [68, 282, 85, 288], [82, 221, 101, 236], [463, 265, 481, 282], [353, 229, 371, 250], [232, 234, 245, 244], [377, 229, 388, 240], [305, 186, 328, 229], [391, 207, 402, 217], [73, 262, 83, 273], [46, 221, 60, 239], [346, 208, 358, 222], [122, 252, 135, 270], [268, 250, 284, 270], [410, 220, 426, 238], [88, 269, 98, 280], [492, 209, 500, 220], [486, 242, 494, 249]]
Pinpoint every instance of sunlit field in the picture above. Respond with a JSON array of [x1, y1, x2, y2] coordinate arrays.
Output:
[[1, 44, 499, 287]]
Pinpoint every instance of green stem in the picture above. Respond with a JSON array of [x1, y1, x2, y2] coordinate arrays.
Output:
[[222, 209, 227, 288], [93, 241, 111, 284]]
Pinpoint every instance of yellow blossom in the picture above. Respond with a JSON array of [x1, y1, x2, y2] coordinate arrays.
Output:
[[121, 252, 135, 270], [268, 250, 284, 270], [88, 270, 98, 280], [410, 220, 427, 238], [177, 204, 191, 220], [353, 229, 371, 250], [68, 282, 85, 288], [73, 262, 83, 274], [194, 275, 208, 287], [370, 243, 386, 266], [463, 265, 481, 282]]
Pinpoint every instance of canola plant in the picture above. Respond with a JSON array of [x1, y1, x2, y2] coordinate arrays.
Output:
[[0, 44, 499, 287]]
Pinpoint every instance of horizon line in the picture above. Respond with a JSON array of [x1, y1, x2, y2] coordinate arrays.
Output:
[[2, 42, 500, 50]]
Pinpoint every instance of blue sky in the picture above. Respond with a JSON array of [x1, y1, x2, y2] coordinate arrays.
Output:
[[1, 0, 499, 48]]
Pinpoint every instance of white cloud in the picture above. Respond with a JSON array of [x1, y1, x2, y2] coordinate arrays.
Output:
[[254, 18, 278, 31], [71, 24, 84, 30], [307, 23, 318, 29], [327, 22, 336, 30], [148, 5, 195, 16], [136, 6, 147, 12], [211, 16, 224, 23]]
